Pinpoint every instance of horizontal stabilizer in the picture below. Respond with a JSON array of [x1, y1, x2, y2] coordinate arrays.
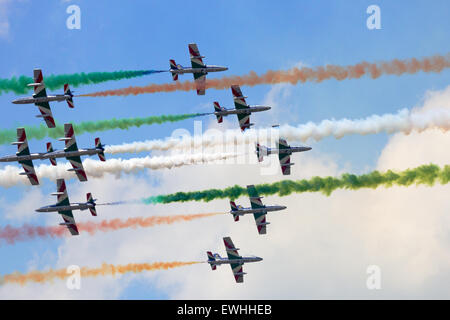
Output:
[[59, 222, 72, 226], [19, 172, 35, 176], [257, 222, 271, 226], [282, 163, 295, 167], [27, 83, 43, 87], [51, 192, 65, 196], [58, 137, 72, 141], [67, 168, 84, 172], [233, 96, 248, 100], [11, 141, 25, 145], [249, 196, 264, 200], [233, 272, 247, 276]]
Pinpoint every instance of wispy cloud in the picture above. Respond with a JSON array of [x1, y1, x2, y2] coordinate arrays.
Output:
[[0, 0, 11, 39]]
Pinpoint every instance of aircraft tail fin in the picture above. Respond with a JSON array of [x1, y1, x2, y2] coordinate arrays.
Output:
[[46, 142, 57, 166], [170, 60, 179, 81], [213, 101, 224, 123], [206, 251, 217, 270], [95, 138, 106, 161], [64, 84, 75, 108], [230, 201, 240, 221], [86, 193, 97, 216], [255, 143, 268, 162]]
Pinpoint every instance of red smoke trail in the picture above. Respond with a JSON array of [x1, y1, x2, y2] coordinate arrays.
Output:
[[80, 54, 450, 97], [0, 212, 221, 245]]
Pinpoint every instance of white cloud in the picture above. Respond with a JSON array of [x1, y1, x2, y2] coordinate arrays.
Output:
[[2, 86, 450, 299]]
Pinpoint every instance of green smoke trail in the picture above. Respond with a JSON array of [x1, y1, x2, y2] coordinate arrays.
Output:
[[142, 164, 450, 204], [0, 113, 206, 145], [0, 70, 164, 95]]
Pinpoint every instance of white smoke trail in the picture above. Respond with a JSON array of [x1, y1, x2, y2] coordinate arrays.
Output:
[[0, 152, 239, 187], [104, 107, 450, 154]]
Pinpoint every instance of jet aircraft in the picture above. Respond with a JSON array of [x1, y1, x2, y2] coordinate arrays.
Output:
[[213, 85, 271, 131], [256, 138, 311, 175], [0, 125, 105, 185], [229, 185, 286, 235], [35, 179, 98, 236], [207, 237, 262, 283], [12, 69, 75, 128], [169, 43, 228, 95]]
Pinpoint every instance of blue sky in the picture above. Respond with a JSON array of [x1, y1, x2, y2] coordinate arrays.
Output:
[[0, 0, 449, 299]]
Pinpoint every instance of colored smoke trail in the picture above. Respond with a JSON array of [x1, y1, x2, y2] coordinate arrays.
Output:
[[105, 107, 450, 154], [1, 261, 200, 286], [0, 70, 165, 95], [0, 153, 240, 187], [0, 212, 221, 245], [0, 113, 207, 145], [142, 164, 450, 204], [80, 54, 450, 97]]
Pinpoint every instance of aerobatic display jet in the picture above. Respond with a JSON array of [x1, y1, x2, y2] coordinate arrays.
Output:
[[0, 125, 105, 185], [213, 85, 271, 131], [0, 128, 41, 185], [48, 123, 106, 181], [36, 179, 98, 236], [12, 69, 75, 128], [229, 185, 286, 235], [207, 237, 263, 283], [169, 43, 228, 95], [214, 85, 271, 131], [256, 137, 312, 175]]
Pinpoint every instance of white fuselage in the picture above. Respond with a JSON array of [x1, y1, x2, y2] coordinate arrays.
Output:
[[36, 202, 94, 213], [267, 146, 312, 155], [0, 148, 103, 163], [215, 105, 271, 116], [12, 94, 70, 105], [170, 65, 228, 74], [209, 256, 263, 266], [46, 148, 102, 159], [231, 205, 287, 216]]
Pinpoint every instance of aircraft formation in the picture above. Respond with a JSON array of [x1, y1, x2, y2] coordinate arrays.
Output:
[[2, 43, 312, 283]]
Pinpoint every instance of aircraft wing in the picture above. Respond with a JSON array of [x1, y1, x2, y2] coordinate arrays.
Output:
[[223, 237, 244, 283], [189, 43, 206, 69], [54, 179, 79, 235], [231, 85, 251, 130], [247, 185, 268, 234], [62, 123, 88, 181], [15, 128, 39, 185], [59, 210, 79, 236], [277, 138, 293, 175], [32, 69, 56, 128], [193, 74, 206, 95]]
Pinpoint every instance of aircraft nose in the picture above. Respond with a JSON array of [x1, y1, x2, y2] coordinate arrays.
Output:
[[12, 100, 19, 104]]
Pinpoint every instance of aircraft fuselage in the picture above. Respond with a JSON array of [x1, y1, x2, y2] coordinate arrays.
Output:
[[170, 65, 228, 75], [208, 256, 263, 266], [12, 94, 71, 105], [0, 148, 103, 163], [0, 153, 46, 162], [214, 105, 271, 116], [267, 146, 312, 155], [231, 205, 287, 216], [36, 202, 94, 213], [46, 148, 103, 159]]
